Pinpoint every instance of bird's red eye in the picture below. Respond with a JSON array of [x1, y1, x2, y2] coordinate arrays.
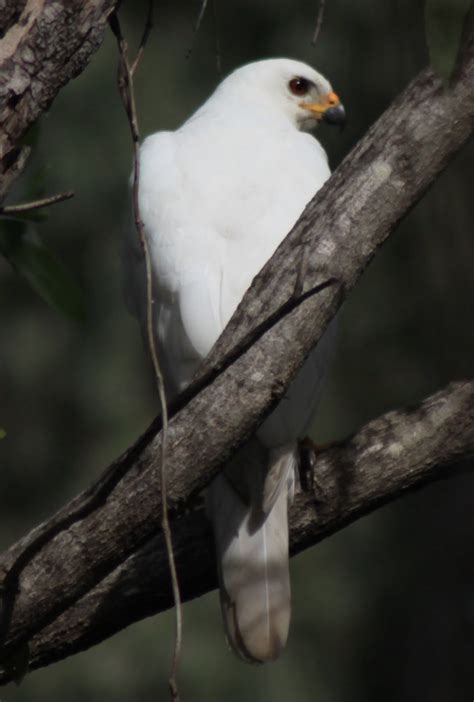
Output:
[[289, 77, 310, 96]]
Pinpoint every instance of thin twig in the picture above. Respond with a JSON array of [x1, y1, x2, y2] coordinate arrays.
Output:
[[109, 7, 182, 701], [178, 277, 339, 411], [211, 0, 222, 76], [186, 0, 209, 60], [311, 0, 327, 46], [0, 191, 74, 215], [193, 0, 209, 36], [130, 0, 154, 78]]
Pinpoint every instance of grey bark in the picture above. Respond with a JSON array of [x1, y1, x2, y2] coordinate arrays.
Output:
[[12, 380, 474, 677], [0, 3, 473, 686], [0, 0, 116, 202]]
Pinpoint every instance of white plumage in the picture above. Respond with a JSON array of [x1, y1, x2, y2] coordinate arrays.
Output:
[[124, 58, 344, 663]]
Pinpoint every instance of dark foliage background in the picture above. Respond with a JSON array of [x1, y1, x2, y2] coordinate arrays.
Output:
[[0, 1, 473, 700]]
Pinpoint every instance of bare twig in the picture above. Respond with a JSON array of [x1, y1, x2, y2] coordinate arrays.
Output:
[[130, 0, 154, 78], [185, 0, 221, 74], [311, 0, 327, 46], [109, 7, 182, 700], [0, 191, 74, 215], [186, 0, 209, 61], [211, 0, 222, 75], [193, 0, 209, 37], [176, 277, 338, 413]]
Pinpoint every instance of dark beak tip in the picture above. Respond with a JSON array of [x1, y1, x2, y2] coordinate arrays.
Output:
[[323, 104, 346, 127]]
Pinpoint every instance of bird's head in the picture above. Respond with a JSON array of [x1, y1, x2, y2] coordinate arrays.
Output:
[[217, 58, 345, 132]]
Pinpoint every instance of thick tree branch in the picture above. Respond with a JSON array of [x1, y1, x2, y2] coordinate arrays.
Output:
[[0, 10, 472, 685], [0, 0, 117, 202], [2, 380, 474, 679]]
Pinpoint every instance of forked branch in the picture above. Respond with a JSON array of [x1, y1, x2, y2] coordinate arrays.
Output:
[[0, 3, 472, 688]]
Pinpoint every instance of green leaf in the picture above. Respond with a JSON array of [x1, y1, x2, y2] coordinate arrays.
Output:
[[425, 0, 472, 85], [0, 428, 6, 440], [0, 221, 86, 322]]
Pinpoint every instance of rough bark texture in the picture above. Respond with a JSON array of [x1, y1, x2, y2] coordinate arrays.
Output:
[[0, 1, 26, 38], [0, 5, 472, 686], [11, 380, 474, 676], [0, 0, 116, 202]]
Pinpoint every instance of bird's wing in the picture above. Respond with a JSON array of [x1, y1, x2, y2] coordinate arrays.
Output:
[[126, 131, 228, 394]]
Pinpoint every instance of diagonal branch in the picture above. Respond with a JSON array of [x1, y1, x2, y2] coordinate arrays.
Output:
[[2, 379, 474, 680], [0, 10, 472, 685]]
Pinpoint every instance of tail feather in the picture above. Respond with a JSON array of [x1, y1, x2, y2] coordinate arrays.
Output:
[[207, 446, 295, 663]]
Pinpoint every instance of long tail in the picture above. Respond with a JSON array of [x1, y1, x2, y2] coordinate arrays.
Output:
[[207, 445, 295, 663]]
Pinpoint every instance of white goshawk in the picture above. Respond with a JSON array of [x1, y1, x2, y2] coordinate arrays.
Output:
[[124, 58, 345, 664]]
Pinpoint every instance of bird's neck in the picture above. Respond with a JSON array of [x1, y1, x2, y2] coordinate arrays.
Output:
[[182, 93, 297, 136]]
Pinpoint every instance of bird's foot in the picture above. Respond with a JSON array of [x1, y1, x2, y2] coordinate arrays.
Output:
[[297, 437, 319, 493], [297, 437, 334, 503]]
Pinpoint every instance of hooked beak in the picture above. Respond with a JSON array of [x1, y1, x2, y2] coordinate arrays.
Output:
[[300, 91, 346, 127]]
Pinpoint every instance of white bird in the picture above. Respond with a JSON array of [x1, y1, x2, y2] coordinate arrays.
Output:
[[124, 58, 344, 663]]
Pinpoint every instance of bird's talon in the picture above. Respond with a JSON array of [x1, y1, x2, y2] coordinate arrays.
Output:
[[298, 437, 332, 504], [298, 437, 319, 493]]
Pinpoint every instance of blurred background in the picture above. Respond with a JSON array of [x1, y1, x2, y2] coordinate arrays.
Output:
[[1, 0, 473, 700]]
